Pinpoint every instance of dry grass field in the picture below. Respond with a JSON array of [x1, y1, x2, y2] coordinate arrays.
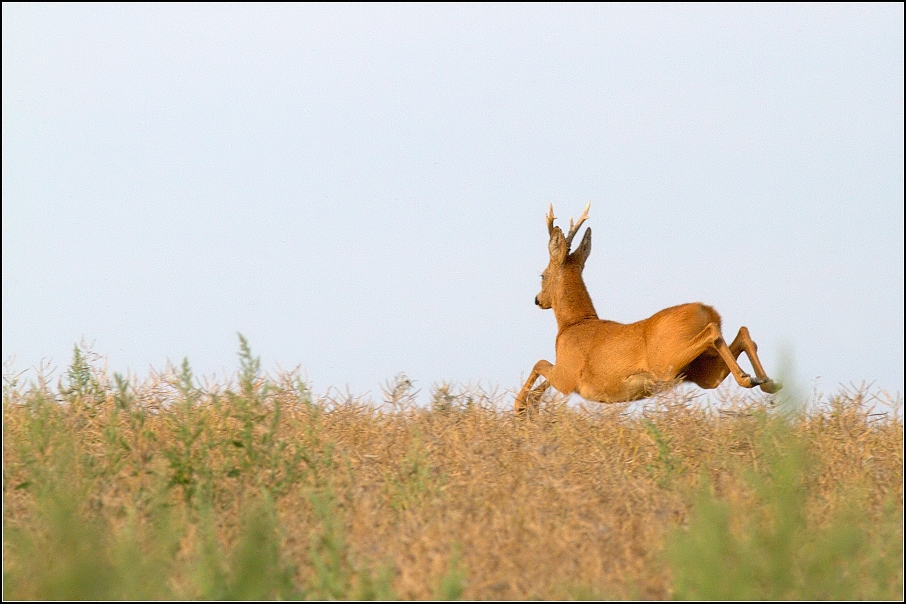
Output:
[[3, 338, 903, 600]]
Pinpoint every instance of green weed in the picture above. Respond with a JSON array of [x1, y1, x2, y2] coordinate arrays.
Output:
[[668, 417, 903, 600]]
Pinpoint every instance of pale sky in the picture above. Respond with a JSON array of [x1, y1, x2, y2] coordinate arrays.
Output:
[[3, 3, 903, 402]]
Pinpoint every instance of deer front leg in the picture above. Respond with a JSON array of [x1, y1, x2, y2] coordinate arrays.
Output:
[[515, 360, 553, 416], [515, 360, 576, 416], [522, 379, 552, 416]]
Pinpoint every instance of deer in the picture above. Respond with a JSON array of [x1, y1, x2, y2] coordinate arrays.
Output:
[[515, 202, 781, 416]]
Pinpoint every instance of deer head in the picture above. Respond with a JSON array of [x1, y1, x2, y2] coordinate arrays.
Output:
[[534, 202, 593, 315]]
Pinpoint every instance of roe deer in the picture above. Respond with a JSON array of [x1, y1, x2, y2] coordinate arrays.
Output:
[[515, 203, 781, 415]]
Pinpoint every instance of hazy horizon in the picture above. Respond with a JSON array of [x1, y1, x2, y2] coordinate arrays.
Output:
[[3, 3, 903, 402]]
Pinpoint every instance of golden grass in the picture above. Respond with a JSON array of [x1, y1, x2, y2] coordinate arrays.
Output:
[[3, 345, 903, 600]]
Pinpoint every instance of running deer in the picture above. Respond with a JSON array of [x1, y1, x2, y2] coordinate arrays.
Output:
[[515, 203, 781, 415]]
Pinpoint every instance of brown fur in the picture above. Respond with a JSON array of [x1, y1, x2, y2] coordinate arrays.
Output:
[[515, 204, 781, 415]]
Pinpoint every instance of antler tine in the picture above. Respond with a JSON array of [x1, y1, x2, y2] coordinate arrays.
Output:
[[546, 203, 556, 236], [564, 201, 591, 248]]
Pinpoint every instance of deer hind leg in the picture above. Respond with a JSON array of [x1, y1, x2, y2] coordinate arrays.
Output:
[[728, 326, 782, 393], [682, 326, 781, 393], [663, 323, 764, 389]]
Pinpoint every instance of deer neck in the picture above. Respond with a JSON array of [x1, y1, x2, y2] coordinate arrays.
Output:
[[553, 271, 598, 331]]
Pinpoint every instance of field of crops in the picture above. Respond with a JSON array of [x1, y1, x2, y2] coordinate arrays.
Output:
[[3, 338, 903, 600]]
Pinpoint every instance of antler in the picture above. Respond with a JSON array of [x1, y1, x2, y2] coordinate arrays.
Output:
[[546, 204, 556, 236], [564, 201, 590, 249]]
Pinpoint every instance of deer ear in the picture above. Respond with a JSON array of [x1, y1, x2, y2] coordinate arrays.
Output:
[[548, 227, 568, 263], [570, 227, 592, 267]]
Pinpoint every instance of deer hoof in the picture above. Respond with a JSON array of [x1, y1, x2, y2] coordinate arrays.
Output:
[[760, 379, 782, 394], [739, 373, 762, 387]]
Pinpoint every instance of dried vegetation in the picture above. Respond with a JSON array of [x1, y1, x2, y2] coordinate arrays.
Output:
[[3, 338, 903, 599]]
